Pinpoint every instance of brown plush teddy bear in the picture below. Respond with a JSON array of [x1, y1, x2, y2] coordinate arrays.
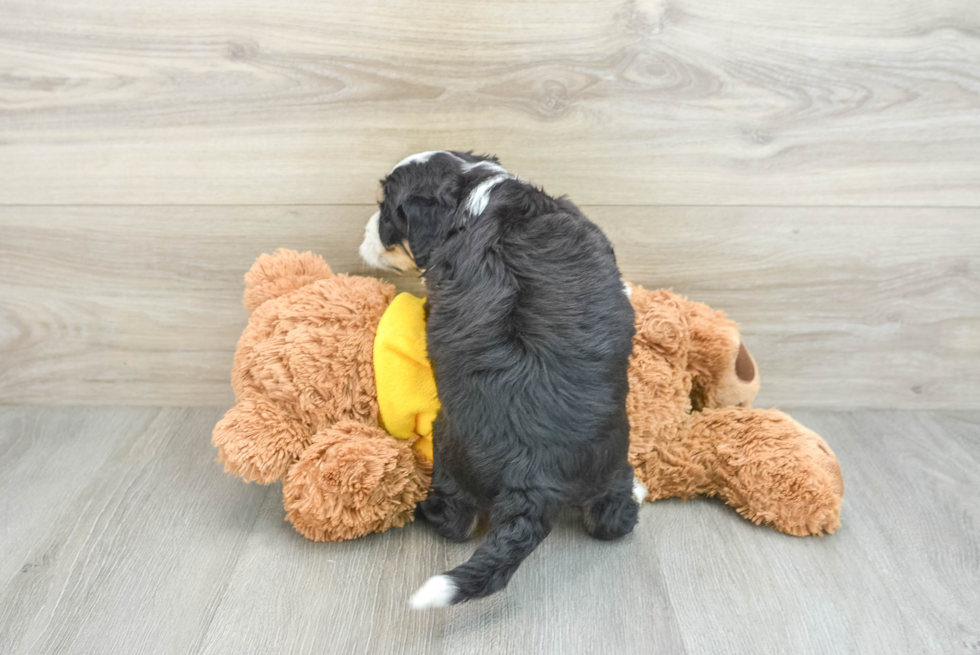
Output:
[[212, 249, 843, 542]]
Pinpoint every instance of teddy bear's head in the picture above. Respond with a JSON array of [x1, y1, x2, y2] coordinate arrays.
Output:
[[213, 250, 395, 484]]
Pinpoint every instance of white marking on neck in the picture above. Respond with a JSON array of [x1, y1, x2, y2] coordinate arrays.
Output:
[[460, 160, 507, 175], [392, 152, 507, 177], [390, 151, 443, 173], [466, 173, 514, 217]]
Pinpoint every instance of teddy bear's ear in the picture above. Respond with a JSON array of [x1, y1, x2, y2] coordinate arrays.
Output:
[[243, 249, 333, 312]]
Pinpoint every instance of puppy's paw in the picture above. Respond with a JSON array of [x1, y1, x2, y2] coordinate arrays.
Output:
[[632, 478, 648, 504]]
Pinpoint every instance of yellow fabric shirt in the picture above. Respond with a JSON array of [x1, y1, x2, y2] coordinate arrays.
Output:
[[373, 293, 440, 461]]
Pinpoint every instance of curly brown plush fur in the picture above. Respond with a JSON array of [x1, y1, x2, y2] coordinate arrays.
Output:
[[283, 421, 431, 541], [213, 249, 843, 541], [624, 286, 843, 536], [213, 250, 431, 541]]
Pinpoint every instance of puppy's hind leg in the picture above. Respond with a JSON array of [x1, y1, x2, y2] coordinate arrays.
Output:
[[583, 465, 641, 541], [416, 466, 480, 543]]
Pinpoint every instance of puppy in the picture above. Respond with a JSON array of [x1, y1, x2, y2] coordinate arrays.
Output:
[[360, 151, 644, 608]]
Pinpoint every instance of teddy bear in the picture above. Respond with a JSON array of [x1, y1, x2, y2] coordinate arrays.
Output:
[[212, 249, 844, 542]]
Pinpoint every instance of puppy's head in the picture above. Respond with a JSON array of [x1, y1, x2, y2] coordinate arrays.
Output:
[[359, 151, 504, 272]]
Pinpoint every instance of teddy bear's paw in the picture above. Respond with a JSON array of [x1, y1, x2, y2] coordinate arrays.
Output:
[[715, 410, 844, 537], [212, 398, 311, 484], [774, 422, 844, 536], [283, 421, 431, 542], [732, 481, 842, 537]]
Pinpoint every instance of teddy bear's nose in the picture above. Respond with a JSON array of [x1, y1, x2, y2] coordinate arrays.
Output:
[[736, 342, 756, 383]]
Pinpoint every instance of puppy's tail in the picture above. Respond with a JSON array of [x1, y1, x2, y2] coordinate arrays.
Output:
[[409, 491, 555, 609]]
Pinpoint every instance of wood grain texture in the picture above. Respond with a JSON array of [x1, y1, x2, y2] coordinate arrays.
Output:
[[1, 406, 978, 654], [1, 205, 977, 408], [0, 406, 272, 655], [1, 0, 979, 205], [661, 409, 980, 655]]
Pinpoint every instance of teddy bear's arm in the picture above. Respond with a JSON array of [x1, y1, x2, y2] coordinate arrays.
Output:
[[212, 395, 313, 484], [282, 420, 432, 542]]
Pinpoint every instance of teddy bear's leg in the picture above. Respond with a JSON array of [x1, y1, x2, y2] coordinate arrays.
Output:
[[416, 465, 481, 543], [212, 396, 312, 484], [583, 464, 641, 541], [679, 297, 760, 410], [685, 407, 844, 536], [282, 420, 431, 542]]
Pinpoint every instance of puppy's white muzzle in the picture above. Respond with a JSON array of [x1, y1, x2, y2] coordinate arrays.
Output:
[[359, 211, 416, 272], [359, 211, 387, 269]]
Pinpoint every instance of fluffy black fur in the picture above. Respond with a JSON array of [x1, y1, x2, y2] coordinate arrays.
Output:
[[375, 151, 638, 605]]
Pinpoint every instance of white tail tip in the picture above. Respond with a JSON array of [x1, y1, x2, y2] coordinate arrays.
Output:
[[409, 574, 457, 610]]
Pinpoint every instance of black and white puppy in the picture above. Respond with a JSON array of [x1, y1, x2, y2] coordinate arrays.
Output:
[[360, 151, 646, 609]]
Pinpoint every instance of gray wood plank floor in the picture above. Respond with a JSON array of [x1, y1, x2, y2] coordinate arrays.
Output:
[[1, 407, 977, 654]]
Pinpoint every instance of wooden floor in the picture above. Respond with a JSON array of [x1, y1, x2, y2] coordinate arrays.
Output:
[[0, 406, 977, 655]]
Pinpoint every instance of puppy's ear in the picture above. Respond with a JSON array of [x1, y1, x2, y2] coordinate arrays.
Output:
[[400, 196, 455, 270]]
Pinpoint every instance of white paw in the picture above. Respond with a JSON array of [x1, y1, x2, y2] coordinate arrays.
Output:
[[632, 478, 648, 504], [409, 574, 457, 610]]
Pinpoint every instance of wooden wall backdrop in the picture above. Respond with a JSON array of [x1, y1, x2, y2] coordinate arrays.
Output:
[[1, 0, 978, 408]]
